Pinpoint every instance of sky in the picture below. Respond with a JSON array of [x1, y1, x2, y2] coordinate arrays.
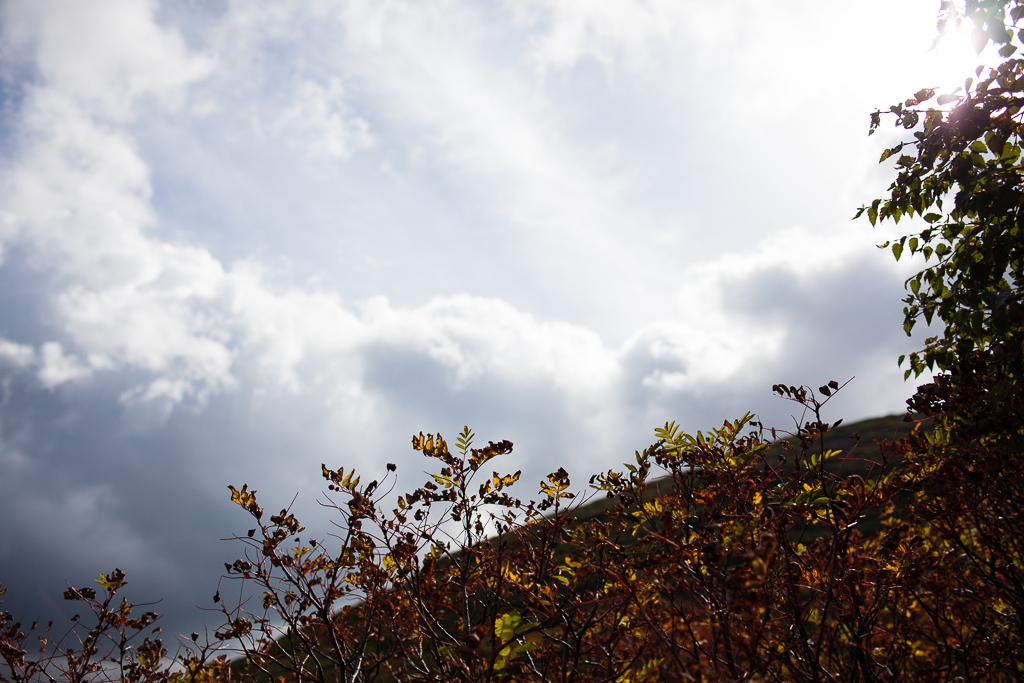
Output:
[[0, 0, 979, 650]]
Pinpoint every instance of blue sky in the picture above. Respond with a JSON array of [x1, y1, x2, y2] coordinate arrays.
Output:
[[0, 0, 971, 646]]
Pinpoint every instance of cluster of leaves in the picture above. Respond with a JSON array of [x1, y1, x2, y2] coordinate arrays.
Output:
[[847, 2, 1024, 678], [857, 0, 1024, 383], [0, 569, 234, 683]]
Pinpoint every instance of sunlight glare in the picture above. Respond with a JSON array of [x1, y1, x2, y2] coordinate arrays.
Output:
[[927, 18, 1001, 96]]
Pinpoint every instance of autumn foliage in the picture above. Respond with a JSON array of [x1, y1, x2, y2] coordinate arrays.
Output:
[[3, 372, 1022, 682], [4, 0, 1024, 680]]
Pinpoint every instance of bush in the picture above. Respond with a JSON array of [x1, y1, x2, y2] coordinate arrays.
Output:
[[6, 377, 1021, 681]]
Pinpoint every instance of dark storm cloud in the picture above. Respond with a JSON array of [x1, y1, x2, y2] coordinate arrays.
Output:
[[0, 369, 233, 639], [718, 256, 922, 426]]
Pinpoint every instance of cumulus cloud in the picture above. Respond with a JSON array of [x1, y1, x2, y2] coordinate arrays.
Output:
[[360, 294, 617, 392], [37, 342, 96, 387], [0, 0, 212, 121], [276, 79, 373, 159], [0, 338, 34, 367]]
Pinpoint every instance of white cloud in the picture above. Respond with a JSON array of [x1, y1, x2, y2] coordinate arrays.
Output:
[[1, 90, 156, 286], [361, 294, 618, 393], [38, 342, 93, 387], [0, 91, 239, 399], [58, 281, 237, 391], [276, 79, 373, 159], [505, 0, 687, 71], [0, 1, 228, 401], [4, 56, 627, 411], [0, 339, 35, 367], [0, 0, 212, 122]]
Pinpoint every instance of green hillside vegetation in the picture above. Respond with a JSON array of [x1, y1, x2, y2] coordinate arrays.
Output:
[[3, 0, 1024, 679]]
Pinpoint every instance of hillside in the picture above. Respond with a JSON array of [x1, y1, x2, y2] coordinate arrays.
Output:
[[563, 411, 916, 526], [222, 411, 920, 681]]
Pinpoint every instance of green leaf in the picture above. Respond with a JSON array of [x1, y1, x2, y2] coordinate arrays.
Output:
[[493, 612, 539, 671], [95, 569, 126, 592], [879, 143, 904, 162], [988, 21, 1013, 45], [914, 88, 935, 103], [495, 612, 522, 642], [893, 241, 904, 260]]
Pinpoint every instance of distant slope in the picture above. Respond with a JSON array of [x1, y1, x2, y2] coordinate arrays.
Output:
[[564, 413, 917, 525]]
